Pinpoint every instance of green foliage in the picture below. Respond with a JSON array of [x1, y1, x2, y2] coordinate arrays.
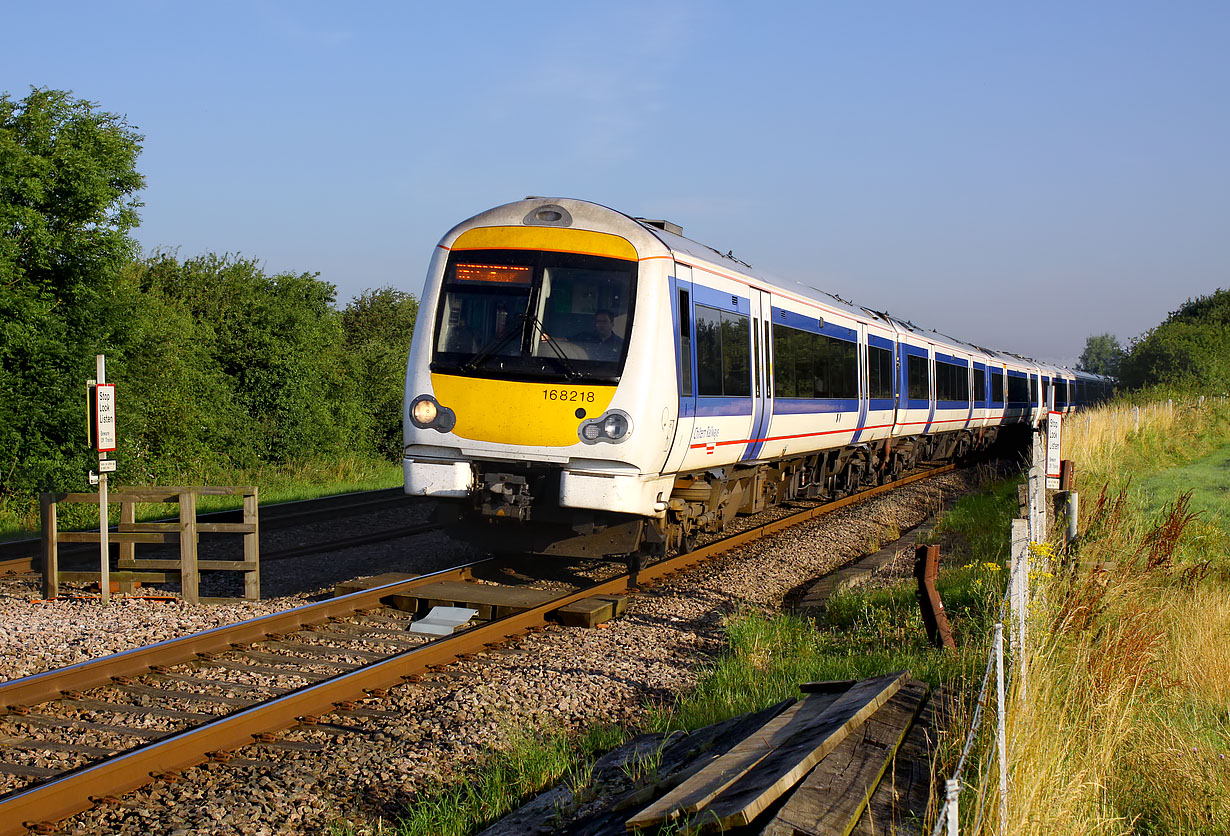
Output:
[[0, 86, 419, 530], [1119, 288, 1230, 391], [0, 87, 144, 499], [1077, 333, 1125, 377], [341, 287, 418, 459]]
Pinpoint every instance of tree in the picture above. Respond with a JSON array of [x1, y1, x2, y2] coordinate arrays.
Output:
[[341, 287, 418, 459], [1076, 333, 1124, 377], [0, 88, 144, 498], [1118, 289, 1230, 391]]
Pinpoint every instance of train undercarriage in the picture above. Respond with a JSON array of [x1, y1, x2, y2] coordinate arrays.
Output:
[[437, 425, 1027, 566]]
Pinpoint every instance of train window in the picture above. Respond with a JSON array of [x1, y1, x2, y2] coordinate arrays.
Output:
[[907, 354, 929, 401], [973, 368, 986, 404], [935, 360, 969, 403], [990, 370, 1005, 405], [772, 324, 857, 399], [696, 304, 751, 397], [678, 290, 692, 396], [1007, 374, 1030, 404], [868, 345, 893, 399]]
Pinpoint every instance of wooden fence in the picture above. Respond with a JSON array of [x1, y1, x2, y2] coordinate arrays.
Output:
[[40, 487, 259, 604]]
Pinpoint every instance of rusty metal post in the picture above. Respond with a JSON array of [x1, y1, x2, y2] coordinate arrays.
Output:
[[1059, 459, 1075, 491], [914, 544, 955, 649]]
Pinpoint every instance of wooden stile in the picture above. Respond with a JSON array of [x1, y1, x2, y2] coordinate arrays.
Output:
[[694, 670, 908, 830], [761, 680, 929, 836]]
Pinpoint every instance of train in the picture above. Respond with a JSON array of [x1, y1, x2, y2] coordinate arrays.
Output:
[[401, 197, 1112, 566]]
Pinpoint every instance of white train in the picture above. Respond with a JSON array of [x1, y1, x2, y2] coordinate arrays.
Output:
[[403, 198, 1112, 562]]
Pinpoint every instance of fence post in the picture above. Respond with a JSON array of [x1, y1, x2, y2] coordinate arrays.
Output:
[[243, 488, 260, 601], [179, 490, 199, 604], [1066, 491, 1079, 548], [1011, 518, 1029, 697], [40, 493, 58, 600], [995, 622, 1008, 836], [946, 778, 961, 836]]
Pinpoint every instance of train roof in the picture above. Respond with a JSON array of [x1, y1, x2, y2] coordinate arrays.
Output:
[[481, 198, 1110, 382]]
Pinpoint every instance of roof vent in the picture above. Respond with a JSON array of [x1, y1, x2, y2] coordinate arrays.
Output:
[[637, 218, 683, 236]]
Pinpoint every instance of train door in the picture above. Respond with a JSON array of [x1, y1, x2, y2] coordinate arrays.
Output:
[[742, 287, 772, 461], [662, 266, 696, 474], [851, 324, 869, 442]]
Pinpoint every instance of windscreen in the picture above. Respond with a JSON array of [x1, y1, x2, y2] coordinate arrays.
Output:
[[433, 249, 636, 382]]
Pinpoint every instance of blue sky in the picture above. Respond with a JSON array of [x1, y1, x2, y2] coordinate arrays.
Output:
[[5, 1, 1228, 364]]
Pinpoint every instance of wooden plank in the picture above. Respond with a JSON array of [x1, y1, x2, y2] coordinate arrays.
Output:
[[851, 697, 937, 836], [57, 571, 169, 584], [696, 670, 908, 830], [625, 689, 848, 829], [57, 531, 177, 545], [762, 680, 928, 836], [197, 522, 256, 534], [555, 596, 615, 627], [801, 679, 859, 694], [112, 559, 255, 571], [389, 580, 557, 619], [334, 573, 419, 597]]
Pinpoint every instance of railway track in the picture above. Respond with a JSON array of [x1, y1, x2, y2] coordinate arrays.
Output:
[[0, 488, 423, 577], [0, 464, 954, 835]]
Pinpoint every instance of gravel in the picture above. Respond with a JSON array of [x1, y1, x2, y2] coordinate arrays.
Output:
[[0, 470, 981, 834]]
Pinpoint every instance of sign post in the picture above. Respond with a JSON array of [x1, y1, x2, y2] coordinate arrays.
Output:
[[89, 355, 117, 603], [1045, 410, 1062, 491]]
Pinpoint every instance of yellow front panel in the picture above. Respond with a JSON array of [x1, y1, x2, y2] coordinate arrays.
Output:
[[452, 226, 637, 261], [430, 373, 616, 447]]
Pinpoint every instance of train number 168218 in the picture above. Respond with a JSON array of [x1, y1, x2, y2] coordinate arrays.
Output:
[[542, 389, 595, 403]]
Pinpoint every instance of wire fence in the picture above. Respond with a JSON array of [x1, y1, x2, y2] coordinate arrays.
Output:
[[929, 427, 1060, 836]]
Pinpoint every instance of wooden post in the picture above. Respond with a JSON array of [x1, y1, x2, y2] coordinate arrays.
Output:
[[243, 488, 260, 601], [40, 493, 58, 600], [179, 490, 199, 604], [914, 544, 955, 649], [117, 500, 136, 593]]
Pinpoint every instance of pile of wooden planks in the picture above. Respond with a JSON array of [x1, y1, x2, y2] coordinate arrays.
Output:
[[479, 671, 936, 836]]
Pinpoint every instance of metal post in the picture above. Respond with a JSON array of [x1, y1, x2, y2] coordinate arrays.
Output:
[[995, 622, 1008, 836], [946, 778, 961, 836], [1134, 405, 1139, 432], [96, 354, 110, 604]]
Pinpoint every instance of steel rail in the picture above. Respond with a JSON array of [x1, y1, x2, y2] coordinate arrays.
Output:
[[0, 463, 957, 835]]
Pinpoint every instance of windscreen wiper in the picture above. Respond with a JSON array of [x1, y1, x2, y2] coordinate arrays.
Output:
[[461, 316, 528, 372], [525, 314, 583, 380]]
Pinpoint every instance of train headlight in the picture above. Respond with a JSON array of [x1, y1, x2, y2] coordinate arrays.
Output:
[[409, 395, 456, 432], [578, 410, 633, 444], [603, 413, 629, 439]]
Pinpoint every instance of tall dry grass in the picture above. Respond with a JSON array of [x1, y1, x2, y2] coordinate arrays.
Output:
[[970, 397, 1230, 835]]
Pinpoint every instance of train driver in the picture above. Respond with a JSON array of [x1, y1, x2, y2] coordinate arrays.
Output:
[[573, 309, 623, 361]]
